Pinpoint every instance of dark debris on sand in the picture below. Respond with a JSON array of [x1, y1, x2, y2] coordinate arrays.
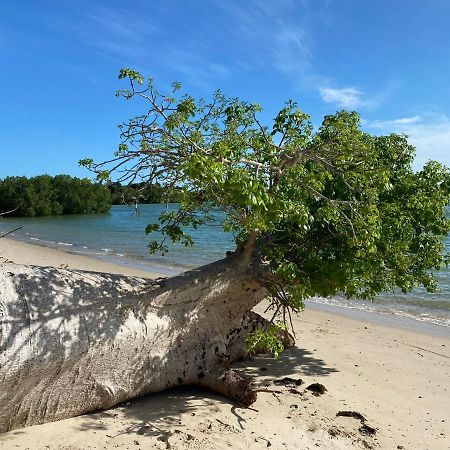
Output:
[[273, 377, 304, 388], [336, 410, 367, 422], [305, 382, 327, 396]]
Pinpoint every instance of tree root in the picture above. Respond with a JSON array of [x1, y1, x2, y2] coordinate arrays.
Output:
[[199, 366, 257, 406], [197, 311, 295, 406]]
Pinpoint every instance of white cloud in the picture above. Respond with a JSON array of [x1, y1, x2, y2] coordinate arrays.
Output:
[[369, 115, 422, 128], [52, 1, 395, 109], [319, 86, 365, 109], [319, 81, 400, 111], [366, 114, 450, 169], [391, 116, 422, 125], [219, 0, 395, 110]]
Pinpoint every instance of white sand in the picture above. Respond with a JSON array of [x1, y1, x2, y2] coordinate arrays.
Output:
[[1, 238, 449, 449]]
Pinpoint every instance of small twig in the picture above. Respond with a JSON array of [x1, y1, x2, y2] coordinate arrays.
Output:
[[0, 207, 18, 216], [406, 344, 449, 359], [255, 388, 284, 404], [0, 226, 22, 239], [255, 388, 283, 394], [286, 306, 296, 338]]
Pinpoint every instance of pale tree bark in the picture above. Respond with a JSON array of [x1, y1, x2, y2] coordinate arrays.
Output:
[[0, 256, 291, 433]]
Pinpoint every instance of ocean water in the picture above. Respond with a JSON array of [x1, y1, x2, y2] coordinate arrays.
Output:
[[1, 204, 449, 330], [0, 204, 235, 274]]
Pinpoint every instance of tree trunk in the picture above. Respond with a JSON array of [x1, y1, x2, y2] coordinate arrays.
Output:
[[0, 256, 278, 433]]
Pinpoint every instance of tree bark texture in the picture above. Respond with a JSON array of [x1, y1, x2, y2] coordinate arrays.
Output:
[[0, 258, 271, 433]]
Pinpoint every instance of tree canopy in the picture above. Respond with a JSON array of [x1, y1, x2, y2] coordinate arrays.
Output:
[[0, 175, 111, 217], [81, 69, 450, 336]]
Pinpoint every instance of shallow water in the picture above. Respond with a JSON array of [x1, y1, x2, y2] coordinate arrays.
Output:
[[1, 204, 449, 330], [0, 204, 234, 269]]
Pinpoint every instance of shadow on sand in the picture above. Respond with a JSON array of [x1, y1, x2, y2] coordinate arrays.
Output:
[[74, 344, 338, 443]]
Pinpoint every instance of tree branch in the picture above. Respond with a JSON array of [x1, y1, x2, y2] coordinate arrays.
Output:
[[0, 226, 23, 239], [0, 207, 18, 216]]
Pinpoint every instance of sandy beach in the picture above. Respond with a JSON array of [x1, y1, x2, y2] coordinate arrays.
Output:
[[0, 237, 449, 449]]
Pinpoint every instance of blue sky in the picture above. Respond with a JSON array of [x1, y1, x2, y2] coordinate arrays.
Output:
[[1, 0, 449, 178]]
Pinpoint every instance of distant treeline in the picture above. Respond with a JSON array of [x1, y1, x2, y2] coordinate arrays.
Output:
[[0, 175, 111, 217], [108, 182, 183, 205], [0, 176, 183, 217]]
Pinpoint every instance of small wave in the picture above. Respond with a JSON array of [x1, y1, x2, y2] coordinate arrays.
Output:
[[308, 297, 450, 328], [309, 297, 378, 314], [101, 248, 111, 252], [72, 250, 95, 255], [57, 242, 73, 246], [72, 250, 103, 256], [116, 253, 124, 257], [388, 309, 450, 328], [29, 237, 40, 241], [389, 298, 450, 311]]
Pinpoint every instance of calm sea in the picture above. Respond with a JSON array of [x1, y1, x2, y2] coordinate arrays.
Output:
[[1, 204, 449, 330]]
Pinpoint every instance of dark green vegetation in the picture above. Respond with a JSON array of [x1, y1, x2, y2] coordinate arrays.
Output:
[[82, 69, 450, 349], [0, 175, 182, 218], [109, 181, 182, 205], [0, 175, 111, 217]]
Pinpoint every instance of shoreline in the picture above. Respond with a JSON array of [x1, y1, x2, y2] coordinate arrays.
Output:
[[306, 298, 450, 338], [1, 232, 187, 277], [1, 236, 449, 448], [0, 236, 165, 279]]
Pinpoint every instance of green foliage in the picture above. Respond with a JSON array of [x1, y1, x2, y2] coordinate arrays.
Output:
[[245, 323, 287, 358], [84, 69, 450, 338], [0, 175, 111, 217]]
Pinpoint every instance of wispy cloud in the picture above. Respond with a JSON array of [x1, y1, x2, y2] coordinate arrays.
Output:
[[366, 114, 450, 169], [319, 86, 365, 109], [319, 80, 400, 111], [48, 1, 396, 106], [217, 0, 394, 110], [368, 115, 423, 128], [215, 0, 319, 83], [45, 6, 160, 66], [48, 4, 232, 89], [72, 6, 161, 61], [84, 7, 159, 43]]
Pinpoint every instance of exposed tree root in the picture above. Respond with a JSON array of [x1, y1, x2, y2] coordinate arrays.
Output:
[[199, 366, 257, 407], [195, 310, 296, 407]]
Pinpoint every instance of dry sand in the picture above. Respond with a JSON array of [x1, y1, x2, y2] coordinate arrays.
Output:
[[0, 238, 449, 449]]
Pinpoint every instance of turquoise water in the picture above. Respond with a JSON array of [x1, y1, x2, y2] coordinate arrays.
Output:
[[1, 204, 449, 329], [0, 205, 235, 273]]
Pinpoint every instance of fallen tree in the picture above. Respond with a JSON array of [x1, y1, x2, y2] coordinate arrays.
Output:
[[0, 254, 292, 433], [1, 70, 450, 432]]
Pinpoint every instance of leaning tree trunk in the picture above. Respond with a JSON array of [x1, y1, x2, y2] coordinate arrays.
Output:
[[0, 256, 289, 433]]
